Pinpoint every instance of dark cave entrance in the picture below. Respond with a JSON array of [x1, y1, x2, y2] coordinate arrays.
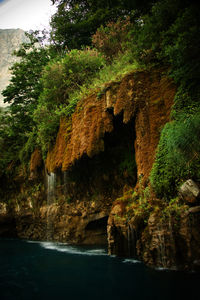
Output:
[[55, 111, 137, 245], [84, 216, 109, 245], [64, 111, 137, 201], [85, 216, 109, 231]]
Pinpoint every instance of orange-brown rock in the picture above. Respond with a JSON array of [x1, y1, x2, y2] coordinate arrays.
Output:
[[30, 148, 42, 173], [46, 117, 72, 172], [46, 68, 175, 184]]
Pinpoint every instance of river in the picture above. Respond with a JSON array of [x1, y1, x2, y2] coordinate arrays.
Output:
[[0, 239, 199, 300]]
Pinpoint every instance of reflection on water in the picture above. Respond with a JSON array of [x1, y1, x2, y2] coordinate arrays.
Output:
[[0, 239, 200, 300]]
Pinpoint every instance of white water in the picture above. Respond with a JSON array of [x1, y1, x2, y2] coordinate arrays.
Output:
[[127, 224, 137, 257], [157, 223, 167, 268], [39, 241, 107, 256], [47, 172, 56, 204], [123, 259, 142, 264], [46, 172, 56, 240]]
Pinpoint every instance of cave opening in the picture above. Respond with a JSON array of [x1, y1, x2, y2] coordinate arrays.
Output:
[[85, 216, 109, 231], [84, 216, 109, 245], [62, 111, 137, 201]]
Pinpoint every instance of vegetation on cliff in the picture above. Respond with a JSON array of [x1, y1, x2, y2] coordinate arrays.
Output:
[[0, 0, 200, 203]]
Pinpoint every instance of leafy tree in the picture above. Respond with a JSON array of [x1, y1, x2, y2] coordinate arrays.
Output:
[[2, 31, 53, 130], [92, 17, 131, 62], [50, 0, 157, 50], [0, 31, 56, 170], [129, 0, 200, 89]]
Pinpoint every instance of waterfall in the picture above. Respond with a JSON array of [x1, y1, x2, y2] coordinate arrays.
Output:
[[127, 224, 137, 257], [157, 223, 167, 268], [47, 172, 56, 204], [46, 172, 56, 240]]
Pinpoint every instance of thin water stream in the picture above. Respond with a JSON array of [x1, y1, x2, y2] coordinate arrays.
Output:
[[46, 172, 56, 240]]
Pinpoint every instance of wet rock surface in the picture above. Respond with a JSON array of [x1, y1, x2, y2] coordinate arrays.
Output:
[[108, 198, 200, 270], [1, 200, 110, 245], [179, 179, 200, 204]]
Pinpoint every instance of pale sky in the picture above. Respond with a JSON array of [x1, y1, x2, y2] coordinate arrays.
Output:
[[0, 0, 57, 31]]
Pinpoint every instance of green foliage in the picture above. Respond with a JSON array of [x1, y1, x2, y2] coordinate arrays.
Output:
[[162, 5, 200, 91], [92, 17, 132, 61], [0, 31, 55, 174], [125, 0, 200, 198], [0, 110, 15, 173], [2, 31, 52, 110], [75, 50, 139, 101], [38, 48, 105, 106], [34, 105, 60, 157], [34, 48, 105, 156], [170, 88, 200, 120], [162, 197, 188, 220], [150, 112, 200, 198], [119, 187, 152, 223], [19, 129, 38, 164], [50, 0, 144, 50], [129, 1, 200, 89]]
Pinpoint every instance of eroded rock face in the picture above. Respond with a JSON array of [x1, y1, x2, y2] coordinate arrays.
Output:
[[107, 197, 146, 259], [29, 149, 43, 180], [137, 212, 177, 269], [46, 69, 175, 185], [108, 199, 200, 270], [7, 200, 110, 245]]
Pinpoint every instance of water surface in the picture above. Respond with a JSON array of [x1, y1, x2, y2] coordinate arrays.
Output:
[[0, 239, 199, 300]]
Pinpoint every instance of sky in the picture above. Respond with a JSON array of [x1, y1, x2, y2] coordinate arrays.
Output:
[[0, 0, 57, 31]]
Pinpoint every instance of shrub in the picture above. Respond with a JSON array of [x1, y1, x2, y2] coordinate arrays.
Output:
[[150, 112, 200, 198], [34, 48, 105, 156], [34, 104, 60, 157], [19, 129, 38, 164], [38, 48, 105, 106], [92, 17, 131, 62]]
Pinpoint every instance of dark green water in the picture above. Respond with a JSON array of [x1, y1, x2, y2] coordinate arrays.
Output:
[[0, 239, 199, 300]]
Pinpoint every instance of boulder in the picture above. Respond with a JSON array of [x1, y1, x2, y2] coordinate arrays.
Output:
[[179, 179, 200, 204], [188, 206, 200, 214]]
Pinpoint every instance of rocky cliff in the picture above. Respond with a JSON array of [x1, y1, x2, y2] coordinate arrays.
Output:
[[1, 67, 200, 270], [0, 29, 28, 107]]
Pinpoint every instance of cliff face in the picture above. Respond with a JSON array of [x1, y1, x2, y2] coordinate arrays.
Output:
[[2, 67, 200, 270], [0, 29, 28, 107], [46, 69, 175, 183]]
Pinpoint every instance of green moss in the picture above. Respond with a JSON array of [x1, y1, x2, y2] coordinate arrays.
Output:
[[150, 110, 200, 199], [114, 185, 152, 225], [161, 197, 188, 220]]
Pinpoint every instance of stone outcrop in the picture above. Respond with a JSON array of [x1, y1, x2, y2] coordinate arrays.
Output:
[[0, 29, 28, 107], [108, 192, 200, 270], [46, 69, 175, 185], [0, 198, 110, 245], [29, 148, 43, 180], [179, 179, 200, 204]]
